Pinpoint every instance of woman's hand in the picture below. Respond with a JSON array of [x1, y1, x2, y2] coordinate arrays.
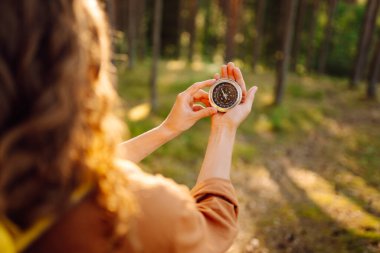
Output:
[[212, 62, 258, 131], [161, 79, 218, 135], [197, 63, 257, 182]]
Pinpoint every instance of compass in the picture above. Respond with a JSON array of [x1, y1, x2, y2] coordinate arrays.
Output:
[[209, 78, 242, 112]]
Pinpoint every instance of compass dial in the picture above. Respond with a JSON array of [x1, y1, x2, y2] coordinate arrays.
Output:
[[209, 79, 242, 112]]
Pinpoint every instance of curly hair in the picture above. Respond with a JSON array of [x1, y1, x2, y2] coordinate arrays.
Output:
[[0, 0, 134, 236]]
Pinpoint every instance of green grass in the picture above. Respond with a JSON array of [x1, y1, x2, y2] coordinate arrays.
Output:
[[116, 60, 380, 253]]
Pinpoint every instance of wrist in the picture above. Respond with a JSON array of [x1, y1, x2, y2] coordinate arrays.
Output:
[[210, 124, 237, 139], [211, 123, 237, 134], [158, 122, 181, 140]]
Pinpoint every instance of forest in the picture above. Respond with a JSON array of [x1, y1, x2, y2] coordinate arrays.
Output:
[[105, 0, 380, 252]]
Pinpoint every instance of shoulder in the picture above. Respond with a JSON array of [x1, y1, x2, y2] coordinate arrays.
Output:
[[115, 159, 199, 251], [115, 158, 192, 203]]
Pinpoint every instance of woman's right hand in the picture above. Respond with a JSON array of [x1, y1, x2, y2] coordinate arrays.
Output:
[[161, 79, 218, 135], [211, 62, 258, 131]]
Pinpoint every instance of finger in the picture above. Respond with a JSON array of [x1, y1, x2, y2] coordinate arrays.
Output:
[[194, 96, 211, 107], [194, 98, 211, 107], [193, 90, 211, 106], [193, 89, 208, 98], [186, 79, 216, 96], [243, 86, 258, 111], [194, 106, 217, 120], [233, 67, 247, 101], [192, 104, 205, 112], [214, 73, 220, 79], [221, 65, 228, 78], [227, 62, 235, 80]]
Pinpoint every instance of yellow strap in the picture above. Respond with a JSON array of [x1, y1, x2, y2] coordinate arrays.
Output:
[[0, 223, 16, 253], [0, 180, 93, 253]]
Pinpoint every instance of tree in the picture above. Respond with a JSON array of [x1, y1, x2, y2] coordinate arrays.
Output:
[[318, 0, 338, 74], [225, 0, 243, 62], [149, 0, 163, 112], [291, 0, 306, 71], [161, 0, 181, 58], [105, 0, 116, 29], [367, 39, 380, 99], [114, 0, 127, 32], [187, 0, 198, 62], [274, 0, 299, 105], [305, 0, 320, 71], [201, 0, 213, 61], [127, 0, 137, 69], [136, 0, 146, 61], [252, 0, 266, 71], [350, 0, 380, 88]]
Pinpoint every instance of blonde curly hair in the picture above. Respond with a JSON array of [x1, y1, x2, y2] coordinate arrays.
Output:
[[0, 0, 134, 238]]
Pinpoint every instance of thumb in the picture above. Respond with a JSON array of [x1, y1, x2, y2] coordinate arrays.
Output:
[[194, 106, 217, 119], [244, 86, 258, 110]]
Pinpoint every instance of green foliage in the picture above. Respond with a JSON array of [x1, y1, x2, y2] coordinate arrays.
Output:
[[326, 2, 365, 76], [117, 62, 380, 252]]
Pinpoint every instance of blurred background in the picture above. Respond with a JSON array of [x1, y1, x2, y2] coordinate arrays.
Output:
[[103, 0, 379, 252]]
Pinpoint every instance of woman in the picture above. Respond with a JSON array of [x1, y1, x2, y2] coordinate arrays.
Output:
[[0, 0, 257, 252]]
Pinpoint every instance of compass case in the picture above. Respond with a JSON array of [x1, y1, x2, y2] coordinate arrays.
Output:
[[209, 78, 242, 112]]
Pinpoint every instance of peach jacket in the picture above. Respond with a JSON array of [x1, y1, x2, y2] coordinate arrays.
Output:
[[26, 160, 239, 253]]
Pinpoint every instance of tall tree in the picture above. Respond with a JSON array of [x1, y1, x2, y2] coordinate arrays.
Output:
[[367, 39, 380, 99], [350, 0, 380, 88], [201, 0, 213, 61], [161, 0, 181, 57], [150, 0, 163, 112], [305, 0, 320, 71], [317, 0, 338, 74], [114, 0, 128, 32], [274, 0, 299, 105], [225, 0, 243, 62], [127, 0, 137, 69], [187, 0, 199, 62], [291, 0, 306, 71], [105, 0, 116, 29], [252, 0, 266, 71], [136, 0, 146, 61]]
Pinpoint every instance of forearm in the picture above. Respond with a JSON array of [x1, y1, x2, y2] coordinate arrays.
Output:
[[197, 126, 237, 183], [117, 124, 179, 163]]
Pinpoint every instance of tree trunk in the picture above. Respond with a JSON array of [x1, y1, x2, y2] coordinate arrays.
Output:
[[114, 0, 127, 32], [161, 0, 181, 58], [367, 39, 380, 99], [105, 0, 116, 29], [202, 0, 213, 61], [136, 0, 146, 61], [127, 0, 137, 69], [150, 0, 163, 112], [291, 0, 306, 71], [225, 0, 243, 62], [350, 0, 380, 88], [187, 0, 198, 62], [317, 0, 337, 74], [252, 0, 266, 71], [305, 0, 320, 71], [274, 0, 299, 105]]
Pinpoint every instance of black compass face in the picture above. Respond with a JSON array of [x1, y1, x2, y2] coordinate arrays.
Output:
[[212, 82, 239, 109]]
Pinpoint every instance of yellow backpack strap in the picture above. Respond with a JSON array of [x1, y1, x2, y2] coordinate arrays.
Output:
[[0, 180, 93, 253], [0, 221, 16, 253]]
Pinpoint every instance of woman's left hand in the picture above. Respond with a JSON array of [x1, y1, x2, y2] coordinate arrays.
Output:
[[161, 79, 218, 135]]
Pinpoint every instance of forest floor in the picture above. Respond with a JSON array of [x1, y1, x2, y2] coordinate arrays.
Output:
[[117, 60, 380, 253]]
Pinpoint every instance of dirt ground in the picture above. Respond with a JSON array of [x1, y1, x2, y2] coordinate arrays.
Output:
[[119, 63, 380, 253], [227, 76, 380, 253]]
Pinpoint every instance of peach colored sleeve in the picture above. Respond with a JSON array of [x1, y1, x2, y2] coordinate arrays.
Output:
[[172, 178, 239, 253], [117, 160, 240, 253]]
